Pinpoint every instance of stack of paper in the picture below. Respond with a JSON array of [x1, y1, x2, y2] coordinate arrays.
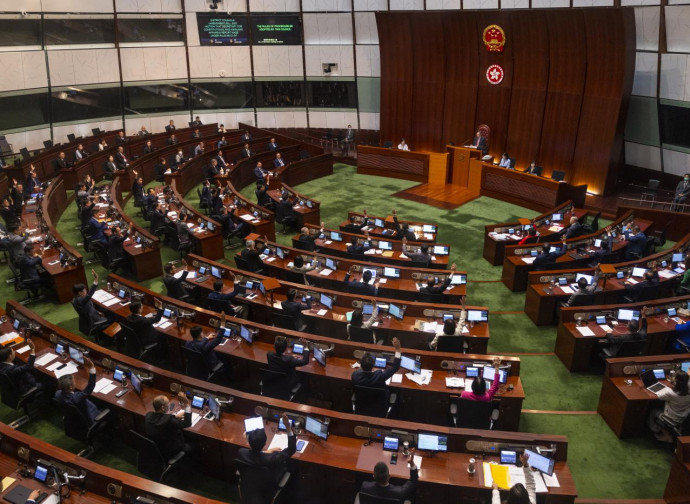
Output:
[[92, 290, 114, 303], [421, 322, 438, 333], [36, 353, 59, 367], [319, 269, 333, 276], [445, 377, 464, 388], [576, 326, 595, 337], [522, 257, 536, 264], [560, 286, 575, 294], [405, 369, 433, 386], [0, 332, 20, 345]]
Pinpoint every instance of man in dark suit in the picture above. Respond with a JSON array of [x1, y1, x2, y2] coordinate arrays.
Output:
[[71, 270, 110, 333], [351, 337, 402, 390], [205, 158, 221, 180], [88, 208, 108, 248], [255, 181, 274, 210], [54, 356, 104, 425], [215, 206, 250, 239], [241, 130, 252, 143], [107, 225, 128, 270], [242, 143, 254, 159], [0, 198, 20, 228], [192, 116, 203, 127], [126, 301, 165, 348], [17, 244, 43, 295], [241, 238, 265, 273], [254, 162, 272, 184], [149, 202, 167, 235], [6, 225, 28, 266], [163, 264, 189, 300], [115, 130, 127, 144], [185, 312, 225, 370], [360, 449, 418, 501], [624, 270, 658, 299], [347, 235, 369, 256], [165, 120, 176, 133], [9, 183, 24, 216], [342, 214, 368, 234], [469, 130, 488, 155], [603, 308, 647, 357], [344, 269, 379, 296], [273, 152, 286, 169], [0, 338, 40, 395], [420, 263, 457, 295], [267, 336, 311, 388], [143, 139, 155, 155], [392, 209, 416, 240], [276, 192, 297, 228], [131, 171, 145, 203], [191, 129, 201, 139], [56, 151, 72, 170], [215, 149, 229, 169], [402, 239, 432, 267], [24, 171, 41, 196], [154, 157, 169, 182], [167, 134, 178, 145], [115, 146, 129, 170], [281, 288, 312, 331], [298, 225, 322, 244], [563, 216, 584, 239], [267, 137, 278, 151], [194, 141, 205, 157], [623, 224, 647, 259], [533, 236, 567, 271], [145, 392, 192, 459], [208, 278, 247, 318], [342, 125, 355, 155], [672, 174, 690, 211], [103, 155, 117, 177]]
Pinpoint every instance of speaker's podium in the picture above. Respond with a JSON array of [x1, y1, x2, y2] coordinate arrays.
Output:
[[447, 145, 483, 192]]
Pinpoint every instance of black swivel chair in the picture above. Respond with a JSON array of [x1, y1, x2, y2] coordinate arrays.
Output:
[[67, 133, 77, 142], [285, 270, 307, 285], [450, 397, 496, 429], [275, 204, 297, 234], [0, 373, 43, 428], [383, 141, 393, 149], [43, 140, 53, 148], [600, 339, 647, 360], [352, 385, 397, 418], [258, 368, 301, 401], [348, 326, 383, 345], [551, 170, 565, 182], [120, 322, 159, 362], [417, 291, 445, 303], [294, 239, 316, 252], [567, 293, 596, 308], [182, 346, 225, 383], [271, 309, 307, 332], [130, 430, 187, 483], [235, 458, 291, 504], [7, 261, 38, 304], [234, 255, 252, 271], [436, 336, 466, 353], [355, 492, 411, 504], [53, 398, 110, 458], [508, 158, 517, 169]]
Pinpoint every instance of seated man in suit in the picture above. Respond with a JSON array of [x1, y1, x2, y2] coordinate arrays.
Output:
[[163, 264, 189, 300], [194, 141, 205, 157], [624, 270, 658, 299], [241, 130, 252, 143], [167, 134, 179, 145], [241, 143, 253, 159], [361, 449, 418, 502], [185, 312, 226, 370], [392, 209, 416, 241], [342, 213, 368, 234], [165, 120, 176, 133], [208, 279, 247, 318], [115, 146, 129, 170], [143, 139, 155, 155], [71, 270, 110, 333], [55, 356, 105, 426], [602, 308, 647, 357], [0, 338, 41, 395], [267, 335, 311, 388], [155, 157, 169, 182], [175, 148, 186, 167], [6, 225, 28, 266], [533, 236, 567, 271], [0, 198, 20, 228], [205, 158, 221, 180], [56, 151, 72, 170], [564, 266, 601, 307], [273, 152, 286, 169], [149, 202, 168, 235], [88, 208, 108, 248], [192, 116, 203, 127], [107, 225, 128, 271], [563, 216, 583, 239], [420, 263, 457, 296], [254, 162, 271, 184], [524, 160, 540, 175], [115, 130, 128, 144], [267, 138, 278, 151], [74, 144, 89, 162], [402, 238, 432, 266], [103, 155, 117, 177], [298, 225, 323, 244], [138, 125, 150, 137], [281, 288, 312, 331], [217, 137, 228, 149], [255, 181, 274, 210], [126, 301, 165, 348], [17, 244, 44, 296], [24, 170, 41, 196], [623, 224, 647, 259], [241, 238, 265, 273], [215, 206, 250, 239], [9, 183, 24, 216], [215, 149, 229, 169], [347, 235, 369, 256], [343, 269, 379, 296], [276, 192, 297, 228], [469, 130, 488, 155], [191, 128, 201, 139], [352, 338, 402, 393], [672, 174, 690, 211], [145, 393, 192, 459], [498, 152, 511, 168]]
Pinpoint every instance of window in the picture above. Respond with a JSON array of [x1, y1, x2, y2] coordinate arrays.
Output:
[[44, 18, 115, 45], [118, 18, 184, 43], [51, 86, 122, 123], [0, 18, 41, 47], [255, 81, 305, 107], [0, 91, 50, 130], [191, 82, 253, 109], [659, 103, 690, 149], [124, 83, 190, 114], [307, 81, 357, 108]]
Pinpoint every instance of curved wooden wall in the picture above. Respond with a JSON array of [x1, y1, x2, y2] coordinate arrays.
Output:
[[377, 8, 635, 196]]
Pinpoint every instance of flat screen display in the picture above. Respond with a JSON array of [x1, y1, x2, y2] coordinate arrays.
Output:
[[631, 267, 646, 278], [192, 395, 205, 409], [320, 293, 333, 310], [383, 436, 399, 451], [314, 346, 326, 367], [384, 267, 400, 278], [305, 415, 328, 439], [374, 218, 385, 228], [131, 372, 141, 395], [467, 310, 488, 322], [240, 325, 252, 343], [330, 231, 342, 242], [417, 433, 447, 452], [618, 309, 640, 321], [208, 397, 220, 419], [524, 449, 555, 476], [197, 13, 249, 45], [69, 346, 84, 364], [211, 266, 222, 279], [34, 465, 48, 482], [379, 241, 392, 250], [433, 245, 449, 255], [389, 303, 404, 320], [325, 258, 336, 270], [576, 273, 594, 285], [251, 15, 302, 45], [401, 355, 421, 374], [374, 357, 387, 368], [672, 253, 683, 263]]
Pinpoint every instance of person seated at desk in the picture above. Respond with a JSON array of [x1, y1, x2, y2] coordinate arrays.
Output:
[[518, 227, 539, 246], [392, 209, 416, 241], [175, 148, 186, 167], [205, 158, 222, 180], [523, 160, 540, 176], [361, 449, 417, 502], [107, 225, 128, 269], [74, 143, 89, 162], [145, 392, 192, 459], [215, 149, 229, 169], [17, 244, 44, 296], [55, 356, 104, 425], [601, 309, 647, 358], [254, 162, 271, 184], [623, 224, 647, 259], [342, 212, 368, 234], [492, 453, 536, 504], [88, 208, 108, 248], [56, 151, 72, 171], [192, 115, 203, 127], [672, 173, 690, 212], [255, 181, 274, 210], [6, 225, 28, 266], [9, 183, 24, 216], [648, 370, 690, 442], [241, 143, 253, 159], [143, 139, 155, 155], [347, 235, 369, 256], [176, 213, 195, 254], [429, 313, 467, 350], [298, 225, 323, 244], [276, 191, 297, 228], [624, 270, 658, 299], [344, 269, 379, 296], [402, 238, 432, 267], [347, 302, 380, 344], [115, 130, 127, 145], [155, 157, 169, 182], [103, 155, 117, 177], [75, 182, 93, 207], [138, 125, 150, 137], [281, 288, 312, 331], [191, 128, 201, 139], [208, 279, 247, 318], [563, 266, 600, 307], [185, 313, 226, 370], [397, 139, 409, 151], [0, 338, 41, 395], [194, 141, 205, 157], [352, 338, 402, 391], [127, 301, 166, 349], [167, 134, 178, 146], [142, 188, 158, 213], [24, 170, 41, 196], [267, 335, 311, 388], [533, 237, 567, 271], [241, 130, 252, 143], [165, 120, 176, 133], [268, 137, 278, 151], [273, 152, 286, 169], [498, 152, 512, 168], [115, 146, 129, 170], [563, 216, 584, 239], [0, 198, 20, 228], [131, 171, 144, 203], [149, 202, 168, 235], [241, 238, 265, 273], [421, 263, 456, 295], [71, 270, 110, 331], [163, 264, 189, 300], [215, 206, 250, 239], [469, 130, 488, 155], [678, 255, 690, 293], [98, 139, 108, 151], [462, 357, 501, 401]]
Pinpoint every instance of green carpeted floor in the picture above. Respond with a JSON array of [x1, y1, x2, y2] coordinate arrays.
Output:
[[0, 163, 675, 501]]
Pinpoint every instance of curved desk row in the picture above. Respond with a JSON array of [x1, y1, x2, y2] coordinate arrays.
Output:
[[341, 211, 439, 244]]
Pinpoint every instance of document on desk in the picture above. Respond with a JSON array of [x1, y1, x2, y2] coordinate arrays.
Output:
[[15, 345, 30, 354], [658, 269, 678, 279], [103, 297, 120, 307], [522, 257, 536, 264], [445, 377, 464, 388], [490, 464, 511, 489], [0, 332, 19, 345], [626, 278, 639, 285], [399, 253, 408, 259], [173, 270, 186, 278], [266, 257, 276, 262], [92, 289, 114, 303], [319, 268, 333, 276], [316, 309, 327, 316], [36, 353, 59, 367], [364, 249, 376, 255], [542, 472, 560, 488], [381, 251, 393, 257], [378, 278, 387, 284], [560, 286, 575, 294], [267, 433, 290, 452], [94, 378, 114, 393], [53, 363, 79, 379], [600, 324, 612, 332], [406, 369, 432, 386], [385, 374, 403, 386], [239, 214, 254, 222], [191, 412, 202, 427], [422, 321, 438, 333], [576, 326, 595, 337], [153, 318, 169, 328]]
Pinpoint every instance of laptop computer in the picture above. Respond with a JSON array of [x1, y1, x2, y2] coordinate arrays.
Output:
[[641, 369, 667, 394]]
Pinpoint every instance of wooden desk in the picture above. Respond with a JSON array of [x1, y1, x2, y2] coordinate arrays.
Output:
[[340, 212, 439, 243], [356, 146, 430, 182], [268, 184, 321, 227], [483, 201, 588, 266], [597, 353, 690, 438], [664, 436, 690, 502], [555, 299, 690, 372], [273, 153, 334, 188], [480, 164, 588, 213], [6, 300, 576, 504], [447, 146, 483, 187]]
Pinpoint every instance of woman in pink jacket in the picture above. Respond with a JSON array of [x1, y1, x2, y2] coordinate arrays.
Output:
[[461, 356, 501, 401]]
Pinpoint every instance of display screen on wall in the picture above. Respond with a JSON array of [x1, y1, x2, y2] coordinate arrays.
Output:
[[250, 15, 301, 45], [196, 13, 249, 45]]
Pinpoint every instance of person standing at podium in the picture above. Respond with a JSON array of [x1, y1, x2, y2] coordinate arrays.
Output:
[[470, 131, 487, 155], [397, 139, 409, 151]]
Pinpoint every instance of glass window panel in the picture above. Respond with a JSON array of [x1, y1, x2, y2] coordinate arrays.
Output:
[[0, 91, 49, 130], [307, 81, 357, 108], [51, 86, 122, 123], [118, 18, 184, 43], [44, 18, 115, 45], [254, 81, 305, 107], [659, 103, 690, 149], [0, 19, 41, 47], [124, 83, 190, 114], [191, 82, 253, 109]]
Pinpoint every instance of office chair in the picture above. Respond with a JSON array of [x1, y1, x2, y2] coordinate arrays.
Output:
[[53, 398, 110, 458], [293, 238, 316, 252], [91, 128, 101, 135], [233, 255, 252, 271], [130, 430, 187, 483], [641, 179, 661, 206], [7, 261, 38, 305], [567, 293, 596, 308], [0, 373, 43, 428], [589, 211, 601, 233], [235, 458, 291, 504], [182, 345, 225, 383], [275, 204, 297, 234], [352, 385, 397, 418], [509, 157, 516, 169], [436, 335, 466, 353], [600, 339, 647, 360], [197, 188, 210, 215], [551, 170, 566, 182], [20, 147, 31, 160], [207, 298, 230, 314], [120, 322, 159, 362], [43, 140, 53, 148], [355, 492, 411, 504], [67, 133, 77, 142], [258, 368, 302, 401], [285, 270, 307, 285], [417, 291, 445, 303], [348, 326, 383, 345], [383, 141, 393, 149], [450, 398, 496, 429], [652, 222, 670, 248], [271, 310, 307, 332]]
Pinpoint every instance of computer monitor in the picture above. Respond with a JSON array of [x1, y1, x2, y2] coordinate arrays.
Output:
[[433, 245, 449, 255], [400, 355, 421, 374], [379, 241, 392, 251], [320, 293, 333, 310], [222, 327, 233, 338], [325, 258, 337, 270], [500, 450, 517, 464], [191, 395, 205, 409], [69, 346, 84, 365], [384, 267, 400, 278], [668, 307, 677, 317], [211, 266, 222, 279], [34, 464, 48, 483], [576, 273, 594, 285], [244, 416, 264, 433], [388, 303, 404, 320], [466, 366, 479, 377], [681, 361, 690, 373], [672, 252, 683, 263], [113, 368, 125, 382], [305, 416, 329, 439], [362, 303, 374, 316], [306, 200, 313, 209], [594, 239, 602, 248], [363, 268, 377, 280], [616, 271, 625, 279], [443, 313, 454, 322], [55, 342, 65, 355], [278, 417, 294, 430], [374, 357, 387, 368], [631, 267, 646, 278], [549, 246, 559, 253], [383, 436, 399, 451], [482, 365, 496, 380], [467, 310, 488, 322], [293, 343, 304, 354], [314, 346, 327, 367], [259, 282, 266, 295], [451, 274, 467, 285], [524, 449, 555, 476], [417, 433, 447, 452], [207, 222, 215, 232], [246, 281, 254, 290], [276, 247, 284, 259], [163, 308, 174, 318], [240, 325, 253, 344], [199, 266, 208, 275], [130, 372, 142, 395], [330, 232, 342, 242], [596, 315, 606, 325], [652, 368, 665, 379], [374, 218, 385, 228], [12, 319, 20, 330], [552, 213, 563, 222], [118, 289, 127, 299], [530, 250, 538, 257], [208, 396, 221, 419], [422, 224, 436, 233], [558, 278, 568, 286], [508, 228, 515, 235], [617, 309, 639, 321]]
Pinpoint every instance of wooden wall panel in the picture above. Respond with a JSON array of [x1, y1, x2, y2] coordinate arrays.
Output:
[[537, 10, 587, 178], [474, 11, 513, 161], [441, 13, 479, 152], [505, 10, 549, 172]]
